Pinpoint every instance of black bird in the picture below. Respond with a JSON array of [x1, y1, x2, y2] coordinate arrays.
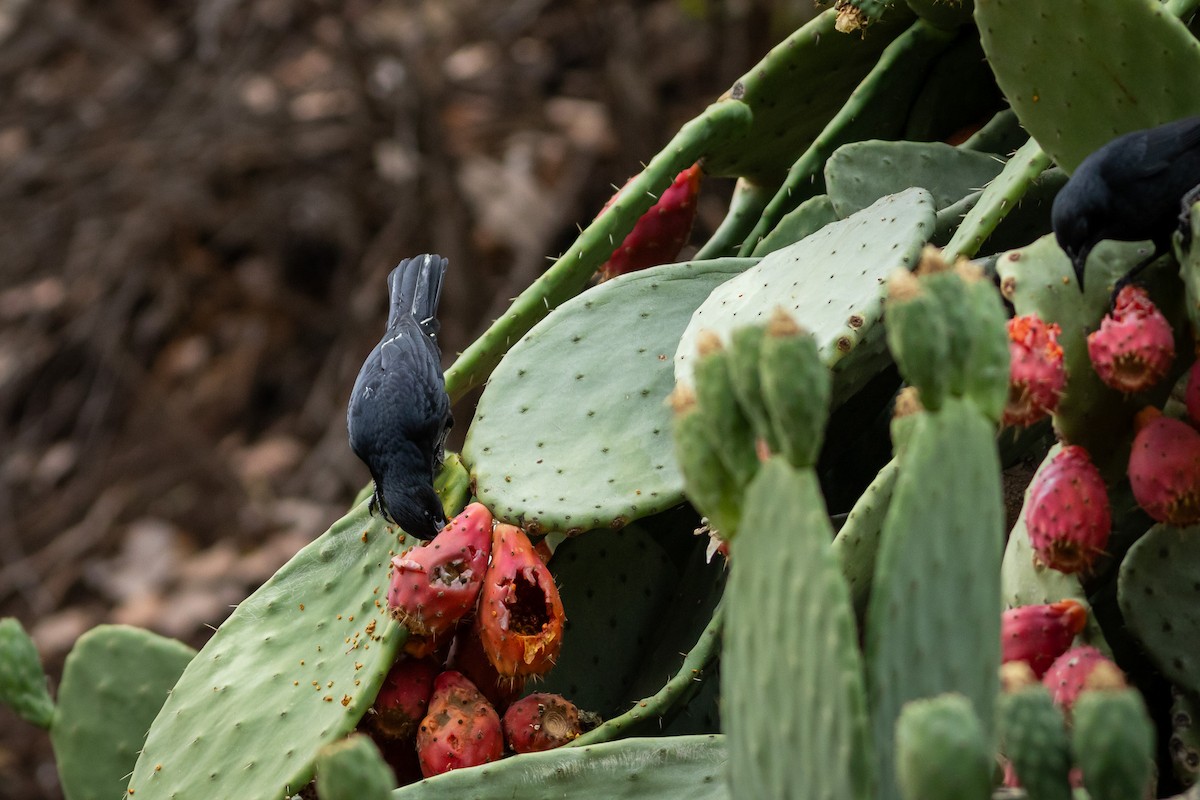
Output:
[[1051, 115, 1200, 291], [348, 254, 453, 540]]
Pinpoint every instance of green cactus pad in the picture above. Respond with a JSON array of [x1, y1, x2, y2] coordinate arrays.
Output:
[[434, 452, 471, 517], [678, 188, 936, 407], [127, 500, 407, 800], [1169, 687, 1200, 788], [391, 734, 728, 800], [692, 344, 760, 488], [866, 399, 1003, 800], [696, 178, 776, 259], [465, 258, 754, 535], [975, 0, 1200, 173], [701, 9, 914, 183], [902, 29, 999, 141], [832, 458, 900, 620], [1072, 687, 1156, 800], [998, 684, 1073, 800], [1119, 522, 1200, 695], [959, 108, 1024, 155], [536, 525, 679, 717], [750, 194, 838, 257], [759, 320, 832, 470], [0, 617, 53, 728], [725, 458, 873, 800], [50, 625, 194, 800], [894, 694, 992, 800], [905, 0, 975, 29], [315, 734, 395, 800], [824, 140, 1004, 218]]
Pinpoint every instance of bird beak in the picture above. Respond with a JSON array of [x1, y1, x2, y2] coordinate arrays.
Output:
[[1071, 244, 1093, 293]]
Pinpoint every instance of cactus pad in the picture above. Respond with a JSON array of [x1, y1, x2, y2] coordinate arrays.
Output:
[[0, 617, 53, 728], [832, 458, 900, 620], [1118, 522, 1200, 694], [465, 258, 754, 535], [678, 188, 936, 405], [390, 734, 729, 800], [750, 194, 838, 257], [894, 694, 992, 800], [127, 500, 407, 800], [315, 734, 395, 800], [50, 625, 194, 800]]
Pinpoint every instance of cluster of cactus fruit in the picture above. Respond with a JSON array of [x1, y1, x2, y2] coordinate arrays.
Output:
[[6, 0, 1200, 798]]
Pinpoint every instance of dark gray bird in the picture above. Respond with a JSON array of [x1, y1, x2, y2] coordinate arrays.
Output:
[[1052, 115, 1200, 291], [348, 254, 453, 540]]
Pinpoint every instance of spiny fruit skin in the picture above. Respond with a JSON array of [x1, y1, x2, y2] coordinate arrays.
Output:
[[1086, 285, 1175, 394], [387, 502, 493, 637], [1042, 646, 1125, 718], [369, 656, 438, 740], [597, 164, 702, 281], [446, 621, 526, 713], [477, 523, 566, 678], [501, 693, 583, 754], [416, 671, 503, 777], [1026, 446, 1111, 574], [1128, 408, 1200, 526], [1003, 314, 1066, 426], [1002, 600, 1089, 678]]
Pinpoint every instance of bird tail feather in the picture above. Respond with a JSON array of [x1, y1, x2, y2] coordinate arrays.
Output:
[[387, 254, 448, 339]]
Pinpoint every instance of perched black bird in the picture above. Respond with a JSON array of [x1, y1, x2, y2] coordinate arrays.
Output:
[[348, 254, 453, 540], [1052, 115, 1200, 291]]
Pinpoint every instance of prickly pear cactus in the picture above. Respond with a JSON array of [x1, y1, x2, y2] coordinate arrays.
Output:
[[750, 194, 838, 257], [0, 617, 53, 728], [51, 625, 195, 800], [465, 258, 754, 535], [894, 694, 992, 800], [831, 458, 899, 620], [126, 500, 407, 800], [998, 678, 1073, 800], [315, 734, 395, 800], [1072, 685, 1156, 800]]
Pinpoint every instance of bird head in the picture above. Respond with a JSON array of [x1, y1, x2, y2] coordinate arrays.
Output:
[[379, 480, 447, 541], [1051, 178, 1101, 292]]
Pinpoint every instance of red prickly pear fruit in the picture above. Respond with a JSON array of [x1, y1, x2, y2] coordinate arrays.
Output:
[[501, 693, 583, 753], [1186, 360, 1200, 427], [1026, 445, 1111, 574], [369, 656, 438, 740], [387, 502, 493, 637], [1003, 315, 1066, 427], [597, 164, 702, 282], [416, 671, 503, 777], [1128, 407, 1200, 526], [446, 622, 526, 713], [1001, 600, 1088, 678], [1086, 285, 1175, 393], [477, 523, 566, 677], [1042, 646, 1125, 717]]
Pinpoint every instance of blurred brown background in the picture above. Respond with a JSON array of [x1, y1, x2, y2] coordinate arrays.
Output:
[[0, 0, 813, 796]]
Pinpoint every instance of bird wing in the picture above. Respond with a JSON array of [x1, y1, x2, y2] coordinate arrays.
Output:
[[1112, 116, 1200, 180]]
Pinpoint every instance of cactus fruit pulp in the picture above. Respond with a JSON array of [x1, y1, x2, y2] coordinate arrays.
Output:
[[1025, 445, 1111, 574], [387, 502, 494, 637], [416, 671, 503, 777], [502, 693, 584, 753], [1003, 314, 1066, 427], [1086, 285, 1175, 394], [1128, 407, 1200, 526], [1001, 600, 1088, 678], [597, 164, 703, 281], [477, 523, 566, 678], [369, 656, 439, 741]]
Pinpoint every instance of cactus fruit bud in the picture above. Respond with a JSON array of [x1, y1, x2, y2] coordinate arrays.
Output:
[[759, 309, 830, 470], [1128, 407, 1200, 526], [1072, 682, 1155, 800], [369, 656, 438, 741], [1086, 285, 1175, 393], [1002, 600, 1088, 678], [998, 675, 1073, 800], [386, 502, 494, 637], [597, 164, 702, 281], [1042, 646, 1125, 717], [477, 524, 565, 677], [1003, 315, 1066, 427], [1026, 446, 1111, 574], [894, 694, 992, 800], [501, 693, 583, 753], [415, 671, 503, 777]]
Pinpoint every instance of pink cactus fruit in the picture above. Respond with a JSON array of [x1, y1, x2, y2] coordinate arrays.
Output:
[[1003, 315, 1066, 426], [1086, 285, 1175, 394], [387, 502, 493, 637], [597, 164, 703, 282], [1128, 407, 1200, 526], [369, 656, 438, 740], [502, 693, 583, 754], [1026, 445, 1111, 574], [1001, 600, 1088, 678], [477, 523, 566, 678], [1042, 646, 1125, 717], [1187, 360, 1200, 427], [415, 671, 503, 777], [446, 621, 526, 714]]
